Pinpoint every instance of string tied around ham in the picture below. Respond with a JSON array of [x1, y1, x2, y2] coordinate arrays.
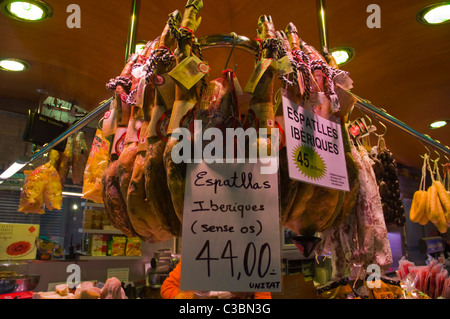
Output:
[[253, 36, 279, 61], [310, 59, 340, 111], [179, 26, 195, 56], [168, 15, 201, 56], [105, 75, 132, 92], [167, 13, 206, 96], [143, 46, 176, 85], [290, 50, 312, 101], [254, 36, 263, 60]]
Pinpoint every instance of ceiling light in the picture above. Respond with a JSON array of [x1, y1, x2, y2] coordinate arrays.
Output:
[[429, 120, 448, 129], [330, 47, 355, 65], [0, 58, 30, 71], [62, 191, 83, 197], [417, 3, 450, 25], [0, 0, 53, 22], [0, 158, 28, 180]]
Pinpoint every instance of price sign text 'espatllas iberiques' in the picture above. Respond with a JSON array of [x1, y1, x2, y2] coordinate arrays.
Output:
[[180, 162, 281, 292]]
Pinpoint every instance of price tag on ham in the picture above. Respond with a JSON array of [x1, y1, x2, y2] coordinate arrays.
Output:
[[168, 55, 209, 90], [180, 162, 282, 292], [282, 94, 350, 191]]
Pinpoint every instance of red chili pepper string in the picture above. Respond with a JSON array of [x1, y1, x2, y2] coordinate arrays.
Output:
[[180, 26, 194, 56]]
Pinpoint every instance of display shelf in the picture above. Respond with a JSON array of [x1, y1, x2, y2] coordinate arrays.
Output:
[[81, 202, 105, 208], [78, 228, 123, 235], [77, 255, 141, 261]]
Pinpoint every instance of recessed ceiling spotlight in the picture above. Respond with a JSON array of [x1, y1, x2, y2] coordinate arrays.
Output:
[[0, 58, 30, 71], [0, 0, 53, 22], [417, 2, 450, 25], [429, 120, 448, 129], [330, 47, 355, 65]]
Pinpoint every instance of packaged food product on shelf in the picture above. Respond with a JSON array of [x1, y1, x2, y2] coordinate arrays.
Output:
[[107, 235, 126, 256]]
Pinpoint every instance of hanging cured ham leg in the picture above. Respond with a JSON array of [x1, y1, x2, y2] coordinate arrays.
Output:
[[246, 15, 278, 158], [275, 30, 300, 225], [278, 23, 360, 257], [163, 0, 203, 222], [117, 41, 157, 201], [102, 53, 139, 237], [143, 12, 182, 238], [127, 12, 182, 241]]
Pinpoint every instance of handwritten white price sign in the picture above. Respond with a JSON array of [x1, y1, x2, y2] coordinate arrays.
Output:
[[180, 161, 282, 292], [282, 94, 350, 191]]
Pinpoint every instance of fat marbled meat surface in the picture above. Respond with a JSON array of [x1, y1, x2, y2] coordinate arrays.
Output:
[[321, 143, 392, 279]]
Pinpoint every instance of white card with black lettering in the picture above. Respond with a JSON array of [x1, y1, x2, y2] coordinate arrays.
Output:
[[180, 161, 281, 292]]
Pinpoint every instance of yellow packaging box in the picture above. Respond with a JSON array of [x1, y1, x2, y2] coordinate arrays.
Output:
[[125, 237, 142, 256], [0, 223, 40, 260], [90, 234, 107, 256], [109, 236, 126, 256]]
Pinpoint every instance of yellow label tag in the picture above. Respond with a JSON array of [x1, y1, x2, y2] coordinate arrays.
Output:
[[154, 73, 176, 110], [111, 127, 127, 156], [137, 121, 149, 152], [244, 58, 273, 94], [167, 100, 196, 134], [134, 77, 147, 108], [252, 63, 276, 99], [169, 55, 209, 90], [102, 101, 117, 138], [248, 102, 275, 129], [124, 116, 143, 144], [148, 105, 167, 138], [276, 55, 294, 76]]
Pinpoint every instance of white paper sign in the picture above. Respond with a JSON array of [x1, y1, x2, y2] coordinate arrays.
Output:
[[282, 94, 350, 191], [180, 161, 281, 292]]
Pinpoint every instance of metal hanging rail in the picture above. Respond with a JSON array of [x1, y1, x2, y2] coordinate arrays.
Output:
[[350, 93, 450, 155]]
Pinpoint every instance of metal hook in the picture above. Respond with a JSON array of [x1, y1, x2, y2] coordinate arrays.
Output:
[[432, 150, 441, 163], [224, 32, 237, 70], [420, 142, 431, 157], [357, 107, 372, 132], [374, 118, 387, 137], [97, 117, 104, 130]]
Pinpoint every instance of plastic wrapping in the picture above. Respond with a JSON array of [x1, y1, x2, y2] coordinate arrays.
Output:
[[18, 162, 62, 214], [72, 131, 89, 185], [58, 134, 73, 185], [82, 129, 110, 203], [397, 256, 449, 298]]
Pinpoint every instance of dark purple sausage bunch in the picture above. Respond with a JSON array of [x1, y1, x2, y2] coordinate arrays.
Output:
[[371, 149, 406, 227]]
